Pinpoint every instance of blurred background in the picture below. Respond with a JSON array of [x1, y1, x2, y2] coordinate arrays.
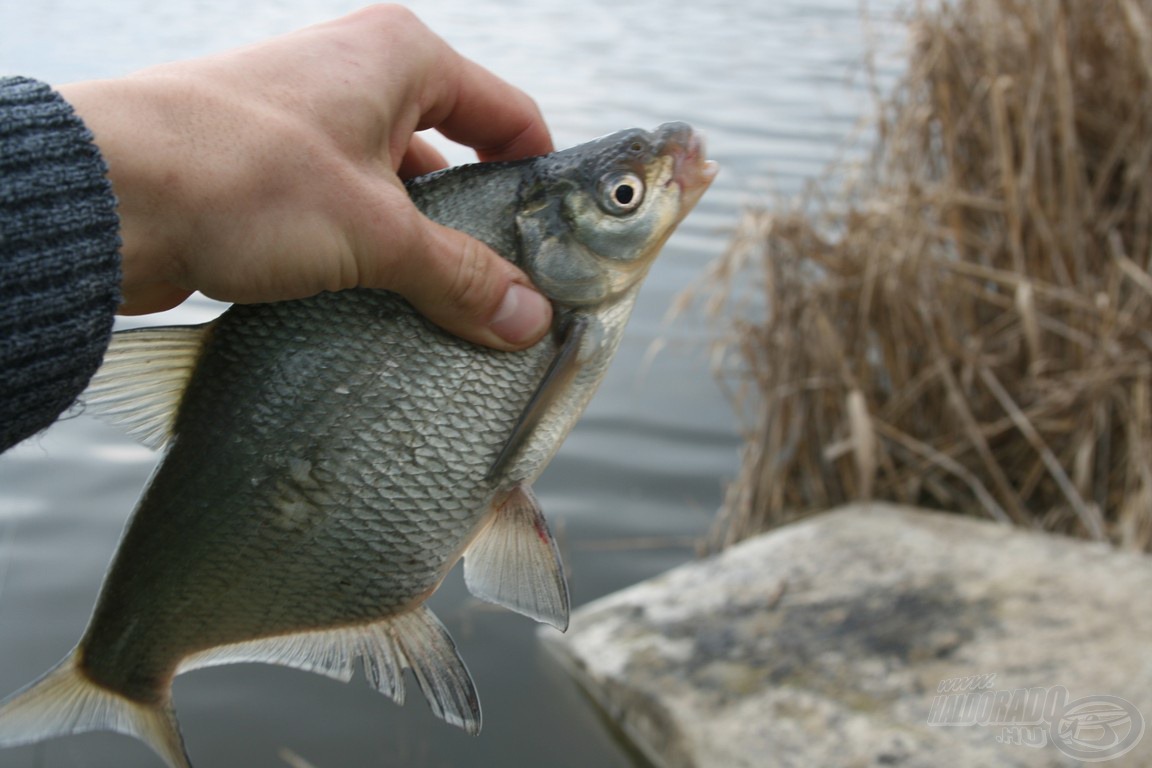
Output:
[[0, 1, 902, 765]]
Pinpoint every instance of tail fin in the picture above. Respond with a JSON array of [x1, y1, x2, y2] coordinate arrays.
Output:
[[0, 650, 191, 767]]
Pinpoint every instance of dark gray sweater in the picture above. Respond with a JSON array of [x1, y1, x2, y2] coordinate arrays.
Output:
[[0, 76, 121, 453]]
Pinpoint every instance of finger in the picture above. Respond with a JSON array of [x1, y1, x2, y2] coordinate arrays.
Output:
[[402, 222, 553, 350], [358, 191, 552, 350], [324, 5, 552, 163], [416, 47, 554, 162], [443, 81, 553, 162], [396, 134, 450, 179]]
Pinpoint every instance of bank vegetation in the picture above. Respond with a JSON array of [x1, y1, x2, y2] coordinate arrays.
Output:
[[704, 0, 1152, 551]]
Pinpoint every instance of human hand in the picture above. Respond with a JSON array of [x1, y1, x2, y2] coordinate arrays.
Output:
[[58, 4, 554, 350]]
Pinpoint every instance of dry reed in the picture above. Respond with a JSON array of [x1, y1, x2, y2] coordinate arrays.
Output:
[[701, 0, 1152, 550]]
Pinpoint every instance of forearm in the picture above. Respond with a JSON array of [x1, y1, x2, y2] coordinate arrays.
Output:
[[0, 77, 121, 453]]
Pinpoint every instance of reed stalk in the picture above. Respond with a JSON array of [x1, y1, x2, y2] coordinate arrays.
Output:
[[701, 0, 1152, 551]]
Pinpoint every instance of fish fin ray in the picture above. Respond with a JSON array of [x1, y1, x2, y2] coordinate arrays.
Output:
[[389, 607, 481, 735], [179, 627, 361, 684], [84, 325, 211, 450], [464, 484, 570, 630], [178, 607, 480, 734], [485, 315, 589, 481], [0, 650, 190, 768]]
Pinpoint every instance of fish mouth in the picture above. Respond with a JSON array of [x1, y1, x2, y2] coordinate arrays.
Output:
[[655, 122, 719, 206]]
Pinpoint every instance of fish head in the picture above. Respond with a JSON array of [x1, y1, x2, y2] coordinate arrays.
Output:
[[517, 122, 718, 307]]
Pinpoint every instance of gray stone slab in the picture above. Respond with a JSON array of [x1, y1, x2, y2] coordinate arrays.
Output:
[[541, 503, 1152, 768]]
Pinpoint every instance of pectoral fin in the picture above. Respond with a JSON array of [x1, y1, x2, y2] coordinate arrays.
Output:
[[485, 315, 589, 481], [84, 325, 212, 450], [464, 485, 570, 631]]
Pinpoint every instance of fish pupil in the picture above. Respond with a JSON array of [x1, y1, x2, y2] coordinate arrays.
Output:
[[615, 184, 635, 205]]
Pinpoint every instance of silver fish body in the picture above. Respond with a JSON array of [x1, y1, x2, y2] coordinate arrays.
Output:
[[0, 123, 716, 767]]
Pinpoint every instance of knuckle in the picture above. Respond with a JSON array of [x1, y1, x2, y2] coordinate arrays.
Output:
[[443, 238, 498, 320], [357, 4, 422, 34]]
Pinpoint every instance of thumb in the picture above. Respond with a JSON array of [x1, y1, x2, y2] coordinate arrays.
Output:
[[378, 215, 553, 351]]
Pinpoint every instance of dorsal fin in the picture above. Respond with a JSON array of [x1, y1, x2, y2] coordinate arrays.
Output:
[[464, 485, 570, 631], [84, 324, 212, 450]]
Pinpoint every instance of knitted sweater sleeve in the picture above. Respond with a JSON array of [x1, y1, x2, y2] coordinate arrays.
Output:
[[0, 76, 121, 453]]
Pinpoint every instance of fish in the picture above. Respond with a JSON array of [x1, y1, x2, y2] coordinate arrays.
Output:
[[0, 122, 716, 767]]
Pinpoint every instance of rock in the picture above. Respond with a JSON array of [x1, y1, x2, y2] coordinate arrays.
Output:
[[541, 503, 1152, 768]]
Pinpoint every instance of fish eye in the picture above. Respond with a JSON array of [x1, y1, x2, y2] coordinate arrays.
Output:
[[601, 172, 645, 215]]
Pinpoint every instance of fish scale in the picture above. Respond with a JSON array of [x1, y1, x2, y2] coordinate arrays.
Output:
[[92, 297, 534, 654], [0, 122, 716, 766]]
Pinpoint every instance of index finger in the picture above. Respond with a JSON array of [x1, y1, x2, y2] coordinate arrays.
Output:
[[419, 51, 554, 162]]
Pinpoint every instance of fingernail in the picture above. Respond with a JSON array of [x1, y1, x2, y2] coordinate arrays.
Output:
[[490, 283, 551, 345]]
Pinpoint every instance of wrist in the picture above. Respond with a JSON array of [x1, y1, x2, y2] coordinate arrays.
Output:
[[58, 77, 195, 313]]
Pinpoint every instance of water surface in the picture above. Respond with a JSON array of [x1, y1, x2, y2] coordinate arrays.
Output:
[[0, 1, 903, 765]]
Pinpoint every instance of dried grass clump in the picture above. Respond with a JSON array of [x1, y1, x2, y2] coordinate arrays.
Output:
[[705, 0, 1152, 550]]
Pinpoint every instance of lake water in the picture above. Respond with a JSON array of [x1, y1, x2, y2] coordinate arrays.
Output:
[[0, 1, 903, 765]]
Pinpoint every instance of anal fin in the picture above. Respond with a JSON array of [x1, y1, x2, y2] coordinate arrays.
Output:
[[179, 606, 480, 735], [388, 608, 480, 733], [464, 485, 570, 631]]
